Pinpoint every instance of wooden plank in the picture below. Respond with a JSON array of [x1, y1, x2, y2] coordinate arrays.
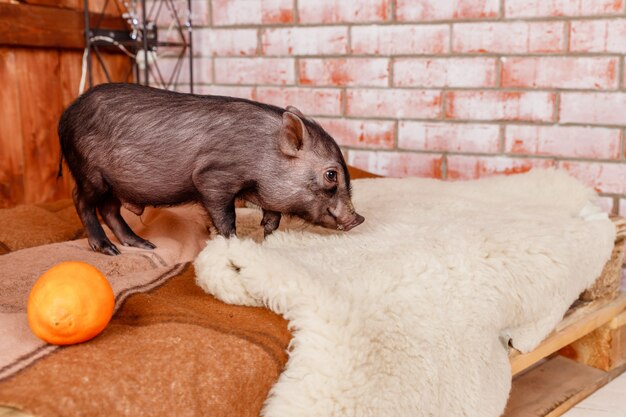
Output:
[[90, 50, 134, 85], [58, 50, 84, 108], [0, 406, 31, 417], [0, 45, 131, 208], [15, 48, 69, 205], [89, 0, 120, 14], [560, 309, 626, 371], [0, 48, 25, 208], [510, 292, 626, 376], [20, 0, 80, 8], [0, 3, 127, 49], [610, 308, 626, 329], [21, 0, 122, 16], [57, 50, 84, 193], [58, 49, 132, 104], [504, 356, 616, 417], [348, 165, 383, 180], [21, 0, 119, 14]]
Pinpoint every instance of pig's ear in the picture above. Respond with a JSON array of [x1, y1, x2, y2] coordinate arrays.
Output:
[[285, 105, 305, 118], [279, 111, 307, 157]]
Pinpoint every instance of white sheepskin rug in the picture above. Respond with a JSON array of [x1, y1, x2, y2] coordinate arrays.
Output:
[[194, 170, 615, 417]]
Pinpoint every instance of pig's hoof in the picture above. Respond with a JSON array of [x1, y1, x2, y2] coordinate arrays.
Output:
[[91, 240, 121, 256], [121, 237, 156, 250]]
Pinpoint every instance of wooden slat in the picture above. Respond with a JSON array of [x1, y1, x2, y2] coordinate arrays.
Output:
[[348, 165, 383, 180], [0, 406, 30, 417], [15, 48, 69, 204], [20, 0, 80, 8], [612, 312, 626, 369], [59, 50, 84, 108], [0, 48, 25, 208], [90, 50, 134, 85], [57, 50, 84, 193], [560, 309, 626, 371], [504, 356, 620, 417], [0, 45, 131, 208], [21, 0, 119, 14], [510, 292, 626, 376], [610, 309, 626, 329], [0, 3, 127, 49]]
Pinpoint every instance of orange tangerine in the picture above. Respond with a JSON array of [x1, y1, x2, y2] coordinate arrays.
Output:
[[27, 261, 115, 345]]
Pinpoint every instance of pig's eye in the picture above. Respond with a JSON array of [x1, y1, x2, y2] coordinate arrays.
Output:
[[325, 170, 338, 183]]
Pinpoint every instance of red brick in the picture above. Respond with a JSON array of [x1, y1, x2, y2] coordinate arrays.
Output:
[[346, 89, 442, 119], [299, 58, 389, 87], [262, 27, 348, 56], [193, 85, 256, 100], [393, 58, 496, 88], [346, 150, 443, 178], [560, 93, 626, 125], [211, 0, 293, 25], [191, 0, 211, 25], [445, 91, 555, 122], [559, 161, 626, 194], [447, 156, 556, 180], [153, 57, 211, 84], [351, 25, 449, 55], [172, 85, 191, 94], [192, 29, 257, 57], [397, 0, 499, 21], [505, 125, 620, 159], [149, 0, 210, 26], [398, 122, 500, 153], [453, 21, 564, 53], [256, 87, 342, 116], [319, 118, 396, 149], [502, 57, 618, 90], [214, 58, 294, 85], [570, 19, 626, 53], [298, 0, 390, 23], [506, 0, 623, 18]]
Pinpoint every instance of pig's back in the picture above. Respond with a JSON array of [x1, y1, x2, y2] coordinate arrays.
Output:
[[60, 83, 282, 204]]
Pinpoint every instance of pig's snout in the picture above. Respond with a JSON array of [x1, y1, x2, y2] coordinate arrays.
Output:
[[338, 213, 365, 232]]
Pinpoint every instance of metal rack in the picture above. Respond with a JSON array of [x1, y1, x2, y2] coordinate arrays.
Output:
[[83, 0, 193, 93]]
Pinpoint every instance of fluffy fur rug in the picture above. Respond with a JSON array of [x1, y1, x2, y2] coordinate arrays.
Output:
[[194, 170, 615, 417]]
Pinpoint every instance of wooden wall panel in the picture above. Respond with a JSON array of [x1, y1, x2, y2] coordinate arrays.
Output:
[[0, 49, 25, 206], [0, 49, 132, 208], [59, 51, 84, 109], [15, 49, 67, 204], [23, 0, 119, 14], [0, 2, 128, 49], [0, 0, 133, 208], [21, 0, 80, 8]]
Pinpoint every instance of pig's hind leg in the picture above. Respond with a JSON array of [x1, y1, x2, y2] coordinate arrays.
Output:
[[98, 194, 156, 250], [73, 187, 121, 256]]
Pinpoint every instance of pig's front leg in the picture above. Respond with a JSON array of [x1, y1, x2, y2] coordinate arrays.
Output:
[[261, 209, 281, 237]]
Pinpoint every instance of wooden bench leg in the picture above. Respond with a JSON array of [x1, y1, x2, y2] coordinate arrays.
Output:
[[559, 310, 626, 372]]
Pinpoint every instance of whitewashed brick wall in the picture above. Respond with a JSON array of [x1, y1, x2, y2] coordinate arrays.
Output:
[[163, 0, 626, 213]]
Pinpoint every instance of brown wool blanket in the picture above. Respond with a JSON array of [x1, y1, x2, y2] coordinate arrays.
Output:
[[0, 202, 291, 417]]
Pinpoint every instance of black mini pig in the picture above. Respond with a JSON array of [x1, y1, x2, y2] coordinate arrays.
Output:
[[58, 83, 364, 255]]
